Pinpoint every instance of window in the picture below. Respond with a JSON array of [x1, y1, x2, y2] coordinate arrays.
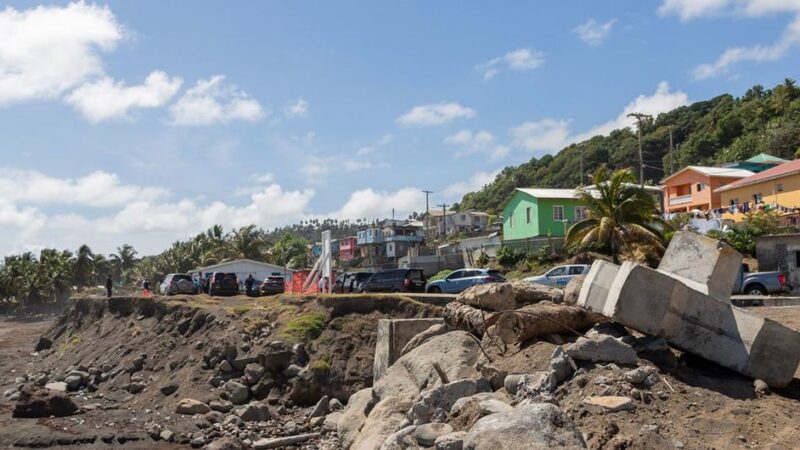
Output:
[[461, 214, 466, 221], [575, 206, 588, 221], [795, 251, 800, 268], [729, 198, 738, 206], [553, 205, 564, 221], [446, 270, 463, 280], [777, 183, 785, 192], [696, 183, 705, 191], [526, 207, 531, 224], [753, 193, 763, 203], [509, 215, 514, 228], [547, 266, 566, 277], [568, 266, 586, 275]]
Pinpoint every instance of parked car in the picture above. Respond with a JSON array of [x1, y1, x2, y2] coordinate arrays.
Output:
[[208, 272, 240, 296], [361, 268, 426, 293], [524, 264, 590, 288], [160, 273, 195, 295], [425, 268, 505, 294], [334, 271, 375, 293], [732, 264, 790, 295], [260, 276, 285, 296]]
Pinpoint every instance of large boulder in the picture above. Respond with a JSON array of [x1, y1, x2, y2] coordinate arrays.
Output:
[[338, 388, 373, 449], [223, 380, 250, 404], [176, 398, 211, 415], [12, 386, 78, 418], [350, 396, 413, 450], [565, 336, 637, 365], [407, 379, 490, 424], [373, 331, 481, 403], [456, 281, 563, 312], [463, 402, 586, 449]]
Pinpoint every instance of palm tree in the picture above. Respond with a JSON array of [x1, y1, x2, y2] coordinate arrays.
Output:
[[227, 225, 268, 260], [566, 167, 666, 264], [110, 244, 138, 284], [73, 245, 94, 291]]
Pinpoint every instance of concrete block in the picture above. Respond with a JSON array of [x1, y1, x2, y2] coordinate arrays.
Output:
[[374, 318, 445, 382], [658, 231, 742, 302], [578, 261, 800, 388]]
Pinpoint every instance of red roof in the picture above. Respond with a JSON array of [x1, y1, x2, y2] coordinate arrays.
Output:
[[716, 159, 800, 193]]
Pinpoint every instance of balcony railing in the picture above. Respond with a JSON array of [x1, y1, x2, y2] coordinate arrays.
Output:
[[668, 194, 692, 206]]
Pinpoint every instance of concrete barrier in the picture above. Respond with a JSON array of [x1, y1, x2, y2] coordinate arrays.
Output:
[[579, 261, 800, 388], [374, 318, 445, 382], [657, 231, 742, 302]]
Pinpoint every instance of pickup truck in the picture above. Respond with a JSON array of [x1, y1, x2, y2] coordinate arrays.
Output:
[[732, 264, 790, 296]]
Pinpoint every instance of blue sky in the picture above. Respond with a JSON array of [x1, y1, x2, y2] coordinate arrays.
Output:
[[1, 0, 800, 255]]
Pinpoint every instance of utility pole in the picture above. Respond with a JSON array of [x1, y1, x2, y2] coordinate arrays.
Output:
[[437, 203, 448, 237], [627, 112, 652, 187], [422, 190, 433, 240], [579, 148, 584, 186], [669, 126, 674, 175]]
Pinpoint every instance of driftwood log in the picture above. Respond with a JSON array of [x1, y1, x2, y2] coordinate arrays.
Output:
[[254, 433, 320, 449], [486, 301, 603, 345], [444, 302, 495, 336]]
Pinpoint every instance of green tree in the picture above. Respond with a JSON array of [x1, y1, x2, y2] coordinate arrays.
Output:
[[110, 244, 138, 284], [566, 167, 667, 264], [270, 234, 309, 269], [226, 225, 268, 260], [73, 244, 94, 291]]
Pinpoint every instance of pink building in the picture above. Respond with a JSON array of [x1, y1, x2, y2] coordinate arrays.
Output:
[[338, 236, 358, 261]]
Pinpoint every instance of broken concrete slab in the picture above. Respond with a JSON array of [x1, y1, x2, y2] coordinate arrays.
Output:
[[657, 231, 742, 302], [583, 396, 635, 412], [374, 318, 445, 382], [578, 260, 800, 388]]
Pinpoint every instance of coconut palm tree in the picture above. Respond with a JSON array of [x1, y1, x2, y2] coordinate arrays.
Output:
[[110, 244, 138, 284], [73, 245, 94, 291], [226, 225, 268, 260], [566, 167, 666, 264]]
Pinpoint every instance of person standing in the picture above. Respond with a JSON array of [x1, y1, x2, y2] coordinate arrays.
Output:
[[318, 276, 328, 293], [143, 279, 151, 297], [245, 274, 255, 296], [105, 274, 113, 298]]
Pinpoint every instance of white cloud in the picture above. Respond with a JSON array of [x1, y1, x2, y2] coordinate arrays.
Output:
[[476, 48, 545, 80], [65, 71, 182, 122], [658, 0, 800, 78], [692, 15, 800, 79], [328, 187, 423, 220], [0, 169, 167, 207], [356, 134, 394, 155], [343, 160, 374, 172], [511, 82, 689, 154], [397, 102, 476, 126], [443, 170, 501, 198], [283, 97, 309, 118], [250, 173, 275, 183], [0, 199, 45, 230], [169, 75, 264, 126], [0, 2, 123, 105], [573, 19, 617, 46], [444, 129, 506, 159]]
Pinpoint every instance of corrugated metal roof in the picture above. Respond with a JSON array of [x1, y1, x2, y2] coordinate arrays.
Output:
[[662, 166, 754, 183], [516, 188, 578, 199], [716, 159, 800, 193], [746, 153, 788, 164]]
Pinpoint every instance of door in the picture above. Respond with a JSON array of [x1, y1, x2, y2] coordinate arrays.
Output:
[[444, 270, 466, 293], [544, 266, 569, 287]]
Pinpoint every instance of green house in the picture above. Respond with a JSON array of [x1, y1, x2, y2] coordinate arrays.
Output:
[[502, 188, 587, 246]]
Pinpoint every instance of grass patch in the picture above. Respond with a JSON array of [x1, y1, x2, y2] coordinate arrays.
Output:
[[280, 313, 327, 342], [245, 317, 270, 335], [310, 355, 331, 372]]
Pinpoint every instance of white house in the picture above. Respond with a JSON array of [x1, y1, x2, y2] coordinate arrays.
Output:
[[189, 259, 292, 283]]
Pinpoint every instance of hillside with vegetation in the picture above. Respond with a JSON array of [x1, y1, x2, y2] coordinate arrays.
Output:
[[456, 80, 800, 213]]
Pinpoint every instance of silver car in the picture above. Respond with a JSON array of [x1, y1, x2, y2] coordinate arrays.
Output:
[[160, 273, 196, 295], [524, 264, 590, 288]]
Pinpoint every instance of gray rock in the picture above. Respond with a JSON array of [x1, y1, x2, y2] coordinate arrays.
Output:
[[176, 398, 211, 415], [190, 436, 206, 448], [160, 429, 175, 442], [549, 347, 577, 384], [478, 399, 513, 416], [309, 395, 329, 419], [450, 392, 509, 415], [582, 396, 636, 412], [283, 364, 302, 378], [381, 425, 417, 449], [244, 363, 265, 386], [351, 396, 412, 450], [44, 382, 67, 392], [565, 336, 637, 365], [416, 423, 454, 446], [323, 412, 342, 431], [205, 437, 243, 450], [401, 324, 448, 357], [435, 431, 467, 450], [12, 386, 78, 418], [754, 379, 770, 396], [563, 276, 585, 305], [624, 366, 660, 385], [463, 402, 586, 449], [218, 360, 233, 373], [505, 372, 557, 397], [160, 383, 179, 396], [329, 398, 344, 411], [210, 400, 234, 413], [64, 375, 82, 391], [127, 382, 145, 394], [338, 388, 373, 449], [223, 380, 249, 405], [408, 379, 490, 424], [476, 362, 508, 391], [235, 401, 271, 422]]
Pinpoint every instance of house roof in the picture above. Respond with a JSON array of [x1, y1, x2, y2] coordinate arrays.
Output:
[[716, 159, 800, 193], [516, 188, 577, 199], [191, 258, 290, 273], [746, 153, 788, 164], [425, 210, 489, 217], [661, 166, 754, 184], [584, 183, 663, 194]]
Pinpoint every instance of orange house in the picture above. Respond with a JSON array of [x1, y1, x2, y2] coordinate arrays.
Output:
[[661, 166, 754, 214]]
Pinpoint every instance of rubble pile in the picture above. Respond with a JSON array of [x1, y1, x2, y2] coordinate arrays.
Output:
[[329, 232, 800, 449]]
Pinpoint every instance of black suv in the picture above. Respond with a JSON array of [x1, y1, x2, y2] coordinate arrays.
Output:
[[361, 268, 426, 293], [334, 272, 375, 293], [209, 272, 239, 296], [260, 276, 285, 296]]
